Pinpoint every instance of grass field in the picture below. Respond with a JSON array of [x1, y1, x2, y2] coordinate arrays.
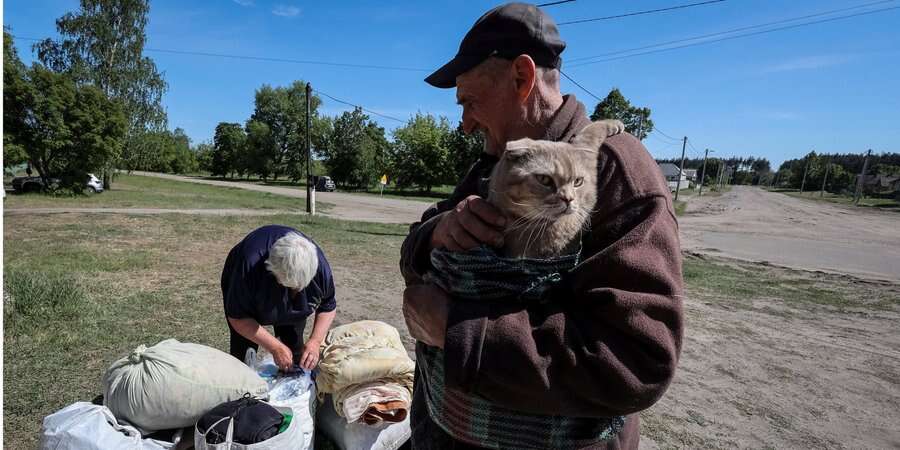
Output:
[[774, 188, 899, 210], [3, 173, 330, 211], [4, 175, 899, 447]]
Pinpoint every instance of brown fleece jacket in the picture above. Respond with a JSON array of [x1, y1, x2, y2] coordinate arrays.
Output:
[[400, 95, 684, 449]]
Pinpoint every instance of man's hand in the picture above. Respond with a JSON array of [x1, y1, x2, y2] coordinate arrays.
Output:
[[269, 341, 295, 371], [403, 284, 450, 348], [431, 195, 506, 251], [299, 339, 321, 370]]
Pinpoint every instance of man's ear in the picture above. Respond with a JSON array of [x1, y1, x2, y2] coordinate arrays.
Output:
[[511, 55, 536, 103], [573, 120, 625, 149]]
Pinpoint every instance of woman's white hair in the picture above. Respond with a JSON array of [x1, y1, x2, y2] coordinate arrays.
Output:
[[265, 232, 319, 290]]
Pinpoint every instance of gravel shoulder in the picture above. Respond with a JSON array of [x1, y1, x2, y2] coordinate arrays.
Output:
[[678, 186, 900, 282]]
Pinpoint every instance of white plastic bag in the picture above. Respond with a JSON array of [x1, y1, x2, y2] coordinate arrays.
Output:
[[316, 394, 410, 450], [194, 405, 304, 450], [104, 339, 269, 432], [267, 371, 316, 450], [39, 402, 181, 450]]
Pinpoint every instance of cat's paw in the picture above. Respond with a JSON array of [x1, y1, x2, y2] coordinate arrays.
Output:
[[604, 119, 626, 137]]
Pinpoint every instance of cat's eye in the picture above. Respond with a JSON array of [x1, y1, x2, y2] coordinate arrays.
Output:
[[574, 177, 584, 187], [535, 174, 554, 187]]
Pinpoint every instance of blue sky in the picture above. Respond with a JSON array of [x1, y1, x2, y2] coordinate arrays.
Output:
[[5, 0, 899, 167]]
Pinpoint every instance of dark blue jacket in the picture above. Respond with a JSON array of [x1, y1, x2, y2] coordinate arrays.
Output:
[[221, 225, 336, 326]]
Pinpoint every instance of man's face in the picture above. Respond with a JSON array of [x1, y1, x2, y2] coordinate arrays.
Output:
[[455, 62, 519, 156]]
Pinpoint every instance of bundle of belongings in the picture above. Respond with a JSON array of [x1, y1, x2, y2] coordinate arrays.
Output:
[[39, 338, 315, 450], [315, 321, 414, 426]]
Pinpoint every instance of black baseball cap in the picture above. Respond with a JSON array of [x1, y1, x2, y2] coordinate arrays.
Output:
[[425, 2, 566, 89]]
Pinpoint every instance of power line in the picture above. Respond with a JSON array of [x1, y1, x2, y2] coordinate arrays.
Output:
[[568, 0, 896, 63], [654, 126, 682, 143], [558, 0, 726, 26], [11, 35, 430, 73], [537, 0, 577, 7], [559, 70, 602, 101], [568, 3, 899, 67], [314, 89, 407, 124]]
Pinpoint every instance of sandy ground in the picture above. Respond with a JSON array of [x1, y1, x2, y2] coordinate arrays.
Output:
[[678, 186, 900, 282], [131, 171, 427, 224], [3, 207, 295, 216]]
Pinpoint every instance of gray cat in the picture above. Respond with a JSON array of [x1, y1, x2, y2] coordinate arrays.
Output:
[[488, 120, 625, 259]]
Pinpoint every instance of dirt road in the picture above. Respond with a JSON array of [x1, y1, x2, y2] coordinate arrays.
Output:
[[131, 171, 426, 224], [678, 186, 900, 282]]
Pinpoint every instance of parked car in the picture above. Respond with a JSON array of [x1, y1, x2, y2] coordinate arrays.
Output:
[[11, 173, 104, 193], [314, 175, 336, 192]]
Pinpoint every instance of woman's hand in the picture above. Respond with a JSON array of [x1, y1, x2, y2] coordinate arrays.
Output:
[[299, 339, 321, 370], [270, 341, 295, 371]]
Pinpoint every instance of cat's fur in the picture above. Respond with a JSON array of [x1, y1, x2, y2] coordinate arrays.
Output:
[[488, 120, 625, 259]]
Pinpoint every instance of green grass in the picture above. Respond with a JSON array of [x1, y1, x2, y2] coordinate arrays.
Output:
[[4, 209, 896, 447], [3, 173, 332, 211], [776, 189, 899, 210], [3, 212, 407, 448]]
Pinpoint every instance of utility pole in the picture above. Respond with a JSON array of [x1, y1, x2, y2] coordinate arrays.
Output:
[[698, 148, 711, 196], [305, 82, 313, 214], [674, 136, 688, 201], [713, 160, 722, 192], [636, 113, 645, 141], [853, 149, 872, 205], [799, 157, 810, 194], [820, 160, 830, 197]]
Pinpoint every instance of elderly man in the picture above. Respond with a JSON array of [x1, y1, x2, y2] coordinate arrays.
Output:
[[222, 225, 336, 371], [400, 3, 683, 449]]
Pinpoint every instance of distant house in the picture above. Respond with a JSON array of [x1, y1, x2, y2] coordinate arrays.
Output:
[[658, 163, 689, 192], [859, 174, 900, 193], [683, 169, 698, 182]]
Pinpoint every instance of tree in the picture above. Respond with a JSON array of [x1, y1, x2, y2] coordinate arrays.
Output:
[[249, 81, 323, 181], [17, 65, 126, 191], [194, 142, 214, 174], [322, 108, 388, 189], [3, 31, 31, 168], [36, 0, 167, 187], [245, 120, 277, 180], [590, 88, 654, 140], [390, 113, 453, 192], [445, 122, 484, 184], [212, 123, 246, 178]]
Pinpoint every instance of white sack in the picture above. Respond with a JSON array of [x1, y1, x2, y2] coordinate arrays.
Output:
[[104, 339, 269, 432], [194, 405, 304, 450], [267, 371, 317, 450], [39, 402, 179, 450], [316, 394, 410, 450]]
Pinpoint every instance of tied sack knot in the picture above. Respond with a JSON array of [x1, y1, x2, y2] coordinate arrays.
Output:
[[129, 344, 148, 363]]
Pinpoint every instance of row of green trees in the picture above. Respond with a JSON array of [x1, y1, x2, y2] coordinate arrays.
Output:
[[3, 0, 169, 191], [655, 156, 773, 186], [202, 83, 484, 192], [777, 152, 900, 195]]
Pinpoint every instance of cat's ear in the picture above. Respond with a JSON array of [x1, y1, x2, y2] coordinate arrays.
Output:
[[573, 120, 626, 149], [504, 139, 533, 161]]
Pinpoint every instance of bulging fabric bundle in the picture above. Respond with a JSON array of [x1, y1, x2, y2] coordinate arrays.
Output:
[[427, 245, 580, 302], [316, 321, 414, 424], [103, 339, 269, 432]]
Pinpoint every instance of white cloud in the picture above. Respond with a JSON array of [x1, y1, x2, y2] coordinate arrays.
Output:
[[232, 0, 253, 6], [272, 5, 301, 17], [763, 55, 853, 73]]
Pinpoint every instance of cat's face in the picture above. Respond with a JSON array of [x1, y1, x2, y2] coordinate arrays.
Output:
[[489, 139, 597, 222]]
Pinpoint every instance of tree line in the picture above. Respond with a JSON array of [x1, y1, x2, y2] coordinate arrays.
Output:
[[777, 151, 900, 197], [3, 0, 666, 194]]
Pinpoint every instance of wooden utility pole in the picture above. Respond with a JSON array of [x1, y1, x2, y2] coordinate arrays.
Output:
[[713, 159, 722, 192], [853, 149, 872, 205], [799, 157, 810, 194], [698, 148, 711, 196], [820, 161, 830, 197], [305, 82, 313, 214], [636, 113, 645, 141], [674, 136, 688, 201]]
